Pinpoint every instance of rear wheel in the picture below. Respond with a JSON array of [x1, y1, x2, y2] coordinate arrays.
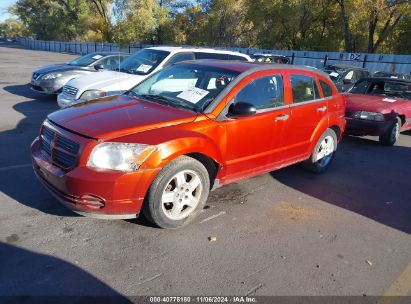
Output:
[[304, 129, 337, 173], [379, 117, 401, 146], [142, 156, 210, 229]]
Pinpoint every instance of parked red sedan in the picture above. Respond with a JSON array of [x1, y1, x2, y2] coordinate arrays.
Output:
[[31, 61, 345, 228], [345, 78, 411, 145]]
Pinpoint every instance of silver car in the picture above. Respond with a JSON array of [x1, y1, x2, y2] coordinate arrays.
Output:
[[30, 52, 129, 95]]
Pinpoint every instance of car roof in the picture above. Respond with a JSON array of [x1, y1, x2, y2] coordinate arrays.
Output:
[[179, 60, 328, 75], [146, 46, 250, 58], [252, 53, 287, 57], [358, 77, 411, 84], [89, 52, 129, 56]]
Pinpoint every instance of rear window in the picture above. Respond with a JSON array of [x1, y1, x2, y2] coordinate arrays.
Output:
[[290, 75, 320, 103], [320, 80, 333, 97], [349, 80, 369, 94]]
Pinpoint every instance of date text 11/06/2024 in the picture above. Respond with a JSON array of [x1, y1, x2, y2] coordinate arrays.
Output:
[[149, 296, 257, 303]]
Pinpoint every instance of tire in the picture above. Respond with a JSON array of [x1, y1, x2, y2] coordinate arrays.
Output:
[[379, 117, 401, 146], [304, 128, 338, 173], [142, 156, 210, 229]]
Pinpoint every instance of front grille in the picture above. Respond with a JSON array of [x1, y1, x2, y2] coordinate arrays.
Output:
[[62, 85, 79, 97], [40, 125, 80, 169], [345, 111, 353, 118]]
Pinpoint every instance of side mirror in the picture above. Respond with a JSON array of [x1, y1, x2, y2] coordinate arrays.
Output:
[[343, 78, 352, 84], [94, 64, 105, 70], [227, 102, 256, 117]]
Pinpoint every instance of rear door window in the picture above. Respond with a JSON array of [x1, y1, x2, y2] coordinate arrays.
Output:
[[165, 53, 195, 66], [234, 75, 284, 110], [290, 75, 320, 103]]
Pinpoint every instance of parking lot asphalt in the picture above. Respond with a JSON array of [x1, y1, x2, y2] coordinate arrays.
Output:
[[0, 42, 410, 298]]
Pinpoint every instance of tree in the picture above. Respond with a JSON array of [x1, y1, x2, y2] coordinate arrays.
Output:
[[0, 18, 26, 37], [9, 0, 115, 41], [113, 0, 161, 45]]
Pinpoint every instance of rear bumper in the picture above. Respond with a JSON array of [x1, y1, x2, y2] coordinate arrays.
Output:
[[345, 117, 392, 136], [31, 137, 160, 219]]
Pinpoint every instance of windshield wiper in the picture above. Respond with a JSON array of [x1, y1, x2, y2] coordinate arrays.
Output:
[[119, 68, 132, 73], [140, 94, 196, 111]]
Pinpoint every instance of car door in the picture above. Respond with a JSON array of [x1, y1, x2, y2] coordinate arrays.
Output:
[[222, 73, 291, 180], [284, 73, 327, 160]]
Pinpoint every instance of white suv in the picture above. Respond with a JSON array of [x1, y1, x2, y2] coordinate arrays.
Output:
[[57, 46, 251, 108]]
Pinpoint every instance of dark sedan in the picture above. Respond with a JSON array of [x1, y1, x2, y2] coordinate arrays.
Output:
[[345, 78, 411, 145], [323, 64, 370, 92], [30, 52, 129, 95]]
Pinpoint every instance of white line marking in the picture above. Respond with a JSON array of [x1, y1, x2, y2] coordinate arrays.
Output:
[[0, 163, 32, 171], [135, 273, 163, 286], [200, 211, 226, 223]]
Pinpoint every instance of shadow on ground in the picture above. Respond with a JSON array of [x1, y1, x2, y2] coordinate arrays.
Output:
[[271, 135, 411, 234], [0, 84, 73, 217], [3, 84, 54, 100], [0, 242, 132, 301]]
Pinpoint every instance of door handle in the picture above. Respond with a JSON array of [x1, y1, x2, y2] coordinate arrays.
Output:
[[275, 114, 289, 121], [317, 106, 327, 112]]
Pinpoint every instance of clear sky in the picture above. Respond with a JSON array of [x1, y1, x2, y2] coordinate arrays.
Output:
[[0, 0, 17, 22]]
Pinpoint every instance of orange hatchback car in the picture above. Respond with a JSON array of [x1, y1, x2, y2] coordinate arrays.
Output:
[[31, 61, 346, 228]]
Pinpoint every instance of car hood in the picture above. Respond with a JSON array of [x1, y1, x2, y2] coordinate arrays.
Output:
[[34, 64, 88, 75], [48, 95, 197, 139], [345, 93, 409, 113], [66, 71, 145, 93]]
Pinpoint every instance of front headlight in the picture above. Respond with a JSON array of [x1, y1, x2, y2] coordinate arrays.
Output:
[[88, 142, 156, 172], [353, 111, 385, 121], [42, 73, 62, 80], [80, 90, 106, 101]]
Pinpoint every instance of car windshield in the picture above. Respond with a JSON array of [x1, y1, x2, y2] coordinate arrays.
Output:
[[349, 80, 411, 100], [119, 49, 169, 75], [68, 53, 104, 66], [323, 67, 344, 81], [128, 64, 240, 112]]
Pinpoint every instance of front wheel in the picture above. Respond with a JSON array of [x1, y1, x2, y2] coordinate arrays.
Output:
[[304, 129, 337, 173], [379, 117, 401, 146], [142, 156, 210, 229]]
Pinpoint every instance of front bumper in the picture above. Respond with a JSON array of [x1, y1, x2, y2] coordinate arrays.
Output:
[[31, 137, 160, 219], [30, 78, 66, 94], [345, 117, 392, 136]]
